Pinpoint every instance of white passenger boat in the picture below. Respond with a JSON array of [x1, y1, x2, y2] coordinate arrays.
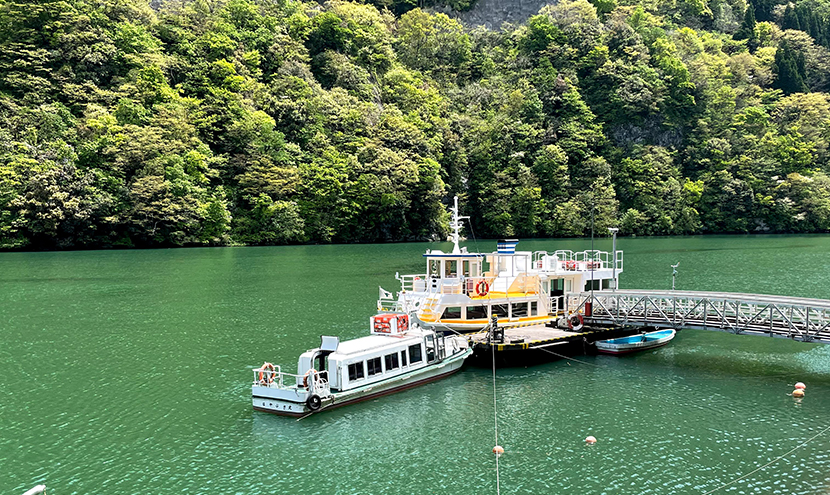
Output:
[[252, 314, 471, 417], [378, 197, 624, 333]]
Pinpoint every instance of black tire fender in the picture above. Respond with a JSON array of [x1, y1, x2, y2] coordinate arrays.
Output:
[[306, 394, 322, 411]]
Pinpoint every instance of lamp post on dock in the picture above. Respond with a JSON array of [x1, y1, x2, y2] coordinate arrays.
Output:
[[671, 263, 679, 290], [608, 227, 619, 291]]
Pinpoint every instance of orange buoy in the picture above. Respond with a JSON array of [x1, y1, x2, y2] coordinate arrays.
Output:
[[792, 389, 805, 398], [585, 436, 597, 444], [493, 445, 504, 456], [795, 382, 806, 390]]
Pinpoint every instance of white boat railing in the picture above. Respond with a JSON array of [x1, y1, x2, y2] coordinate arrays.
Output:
[[253, 367, 331, 397], [539, 250, 623, 272], [378, 298, 401, 312], [398, 274, 427, 292]]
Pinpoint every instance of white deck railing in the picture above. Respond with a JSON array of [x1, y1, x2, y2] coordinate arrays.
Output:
[[253, 366, 331, 397]]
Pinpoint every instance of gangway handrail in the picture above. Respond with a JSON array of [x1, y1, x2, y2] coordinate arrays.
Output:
[[567, 290, 830, 344], [588, 289, 830, 308]]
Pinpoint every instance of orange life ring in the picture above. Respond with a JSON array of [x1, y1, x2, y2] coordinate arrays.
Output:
[[568, 314, 584, 331], [475, 280, 490, 297], [303, 368, 318, 389], [258, 362, 276, 385]]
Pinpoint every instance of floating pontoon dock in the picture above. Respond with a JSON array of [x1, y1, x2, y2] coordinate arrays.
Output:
[[466, 322, 636, 365]]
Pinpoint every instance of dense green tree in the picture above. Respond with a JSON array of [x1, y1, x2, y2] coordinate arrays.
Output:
[[733, 3, 757, 40], [782, 4, 801, 30], [2, 0, 830, 250], [774, 40, 809, 94]]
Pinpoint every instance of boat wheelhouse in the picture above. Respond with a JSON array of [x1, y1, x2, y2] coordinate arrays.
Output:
[[378, 197, 624, 333], [252, 314, 471, 416]]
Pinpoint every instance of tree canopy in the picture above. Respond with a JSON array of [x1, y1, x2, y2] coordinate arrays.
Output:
[[2, 0, 830, 249]]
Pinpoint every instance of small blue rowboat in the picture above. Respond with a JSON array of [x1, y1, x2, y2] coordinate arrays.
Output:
[[595, 329, 676, 355]]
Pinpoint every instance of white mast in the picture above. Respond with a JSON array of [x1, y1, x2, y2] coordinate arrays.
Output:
[[449, 195, 469, 254]]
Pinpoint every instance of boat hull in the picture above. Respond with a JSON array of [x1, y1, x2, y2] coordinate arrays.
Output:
[[596, 340, 672, 355], [253, 349, 471, 417], [595, 330, 676, 355]]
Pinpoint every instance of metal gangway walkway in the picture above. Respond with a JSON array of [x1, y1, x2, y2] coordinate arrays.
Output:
[[567, 290, 830, 344]]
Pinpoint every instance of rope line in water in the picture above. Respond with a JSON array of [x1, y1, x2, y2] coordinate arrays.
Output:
[[700, 424, 830, 495], [530, 342, 606, 367], [491, 322, 501, 495]]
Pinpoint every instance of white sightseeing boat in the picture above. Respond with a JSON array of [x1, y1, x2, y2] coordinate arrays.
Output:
[[378, 197, 624, 333], [252, 314, 471, 417]]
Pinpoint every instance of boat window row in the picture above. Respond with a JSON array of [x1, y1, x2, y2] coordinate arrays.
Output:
[[441, 301, 539, 320], [428, 259, 488, 279], [347, 344, 423, 383]]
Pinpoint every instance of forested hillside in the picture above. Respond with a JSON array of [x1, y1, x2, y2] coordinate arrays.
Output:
[[1, 0, 830, 249]]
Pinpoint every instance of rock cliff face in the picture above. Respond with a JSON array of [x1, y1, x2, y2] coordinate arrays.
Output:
[[432, 0, 558, 28]]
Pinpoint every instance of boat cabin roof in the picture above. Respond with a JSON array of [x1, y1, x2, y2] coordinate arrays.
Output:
[[423, 248, 482, 258], [423, 250, 533, 259], [333, 330, 429, 356], [423, 252, 483, 258]]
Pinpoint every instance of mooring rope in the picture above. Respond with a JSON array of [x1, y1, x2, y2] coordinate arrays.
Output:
[[491, 322, 501, 495], [464, 217, 481, 257], [700, 424, 830, 494], [530, 342, 607, 367]]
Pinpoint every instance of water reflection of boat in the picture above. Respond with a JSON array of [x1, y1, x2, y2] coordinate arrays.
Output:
[[378, 196, 623, 333], [595, 329, 676, 355], [251, 314, 471, 417]]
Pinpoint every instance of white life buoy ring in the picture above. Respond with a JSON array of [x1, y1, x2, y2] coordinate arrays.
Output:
[[258, 362, 276, 385], [568, 314, 584, 332]]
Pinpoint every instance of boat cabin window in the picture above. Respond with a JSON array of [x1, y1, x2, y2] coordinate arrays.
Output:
[[425, 335, 436, 362], [530, 301, 538, 316], [409, 344, 422, 364], [384, 353, 399, 371], [511, 302, 528, 318], [442, 306, 462, 319], [585, 279, 601, 291], [401, 350, 407, 367], [445, 260, 458, 278], [429, 259, 440, 277], [467, 305, 487, 319], [497, 256, 509, 274], [492, 304, 509, 318], [367, 357, 382, 376], [348, 362, 365, 381]]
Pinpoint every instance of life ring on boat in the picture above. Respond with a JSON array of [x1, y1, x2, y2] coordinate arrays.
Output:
[[303, 368, 319, 389], [306, 394, 322, 411], [258, 362, 276, 385], [475, 280, 490, 297], [568, 314, 584, 332]]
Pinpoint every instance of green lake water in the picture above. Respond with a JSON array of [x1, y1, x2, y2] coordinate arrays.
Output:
[[3, 235, 830, 494]]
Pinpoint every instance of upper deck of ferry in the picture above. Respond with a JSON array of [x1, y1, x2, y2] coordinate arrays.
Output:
[[397, 246, 624, 295]]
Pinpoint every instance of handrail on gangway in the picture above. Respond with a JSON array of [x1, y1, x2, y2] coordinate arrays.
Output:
[[566, 290, 830, 344]]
